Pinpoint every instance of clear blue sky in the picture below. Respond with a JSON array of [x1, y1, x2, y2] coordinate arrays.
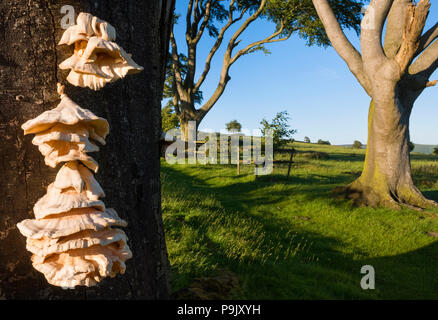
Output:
[[169, 1, 438, 145]]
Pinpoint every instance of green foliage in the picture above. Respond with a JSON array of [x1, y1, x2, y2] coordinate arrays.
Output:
[[352, 140, 363, 149], [264, 0, 364, 46], [433, 147, 438, 156], [260, 110, 296, 149], [304, 136, 311, 143], [226, 120, 242, 133], [318, 139, 331, 145], [162, 102, 180, 132], [408, 141, 415, 152]]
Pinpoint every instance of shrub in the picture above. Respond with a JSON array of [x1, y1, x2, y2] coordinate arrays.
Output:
[[260, 111, 296, 149], [317, 139, 331, 145], [226, 120, 242, 133], [352, 140, 362, 149]]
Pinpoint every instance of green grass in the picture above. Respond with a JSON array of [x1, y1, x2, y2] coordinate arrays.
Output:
[[161, 142, 438, 299]]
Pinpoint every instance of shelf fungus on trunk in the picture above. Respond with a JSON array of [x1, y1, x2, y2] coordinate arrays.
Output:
[[58, 12, 144, 90], [16, 84, 132, 289]]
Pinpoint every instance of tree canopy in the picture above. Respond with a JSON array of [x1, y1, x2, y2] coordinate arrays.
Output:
[[226, 120, 242, 132]]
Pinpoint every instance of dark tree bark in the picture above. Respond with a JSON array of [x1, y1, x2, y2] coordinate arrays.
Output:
[[0, 0, 174, 299]]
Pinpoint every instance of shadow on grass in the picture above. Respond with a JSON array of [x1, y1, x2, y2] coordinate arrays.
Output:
[[162, 164, 438, 299]]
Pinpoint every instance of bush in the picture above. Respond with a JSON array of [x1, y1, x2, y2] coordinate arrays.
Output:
[[260, 111, 296, 149], [352, 140, 362, 149], [304, 136, 310, 143], [226, 120, 242, 133], [317, 139, 331, 145]]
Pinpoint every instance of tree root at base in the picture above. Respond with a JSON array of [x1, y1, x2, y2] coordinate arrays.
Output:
[[333, 183, 438, 210]]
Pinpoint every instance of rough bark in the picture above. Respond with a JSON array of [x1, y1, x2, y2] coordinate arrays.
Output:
[[0, 0, 173, 299]]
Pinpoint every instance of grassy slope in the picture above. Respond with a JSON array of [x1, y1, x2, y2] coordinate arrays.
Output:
[[161, 142, 438, 299]]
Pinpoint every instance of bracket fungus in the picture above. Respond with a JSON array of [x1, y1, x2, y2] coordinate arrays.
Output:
[[17, 84, 132, 289], [58, 12, 143, 90]]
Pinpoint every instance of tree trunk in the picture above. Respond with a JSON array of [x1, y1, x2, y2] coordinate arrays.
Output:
[[179, 103, 201, 141], [0, 0, 173, 299], [341, 94, 435, 209]]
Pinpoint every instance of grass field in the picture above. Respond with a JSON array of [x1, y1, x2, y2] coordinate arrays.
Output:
[[161, 142, 438, 299]]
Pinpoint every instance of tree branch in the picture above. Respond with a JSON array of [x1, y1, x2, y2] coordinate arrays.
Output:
[[384, 0, 410, 58], [193, 0, 246, 93], [394, 0, 430, 74], [312, 0, 372, 96], [415, 22, 438, 57], [192, 0, 213, 44], [360, 0, 393, 70], [409, 39, 438, 79], [230, 23, 293, 65], [226, 0, 267, 54], [186, 0, 194, 42], [169, 21, 184, 97], [195, 0, 268, 118]]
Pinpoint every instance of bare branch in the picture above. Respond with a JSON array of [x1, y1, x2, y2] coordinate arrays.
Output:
[[186, 0, 194, 41], [409, 39, 438, 78], [226, 0, 268, 53], [230, 23, 294, 65], [193, 0, 213, 44], [197, 74, 230, 117], [193, 0, 200, 22], [312, 0, 372, 96], [426, 79, 437, 87], [360, 0, 394, 69], [394, 0, 430, 74], [172, 75, 181, 115], [193, 0, 246, 93], [415, 22, 438, 56], [384, 0, 410, 58], [195, 0, 268, 117], [169, 22, 184, 96]]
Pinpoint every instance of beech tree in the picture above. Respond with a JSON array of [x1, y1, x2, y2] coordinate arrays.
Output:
[[313, 0, 438, 208], [0, 0, 173, 299], [169, 0, 364, 140]]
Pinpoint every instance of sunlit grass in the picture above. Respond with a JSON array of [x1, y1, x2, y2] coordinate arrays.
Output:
[[162, 142, 438, 299]]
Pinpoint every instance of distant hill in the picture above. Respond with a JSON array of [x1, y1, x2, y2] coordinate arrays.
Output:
[[336, 143, 437, 154], [412, 144, 436, 154]]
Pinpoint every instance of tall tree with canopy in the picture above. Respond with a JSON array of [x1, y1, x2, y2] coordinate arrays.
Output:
[[169, 0, 364, 139], [313, 0, 438, 208], [0, 0, 173, 299]]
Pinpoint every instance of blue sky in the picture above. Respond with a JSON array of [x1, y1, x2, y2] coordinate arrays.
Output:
[[169, 1, 438, 145]]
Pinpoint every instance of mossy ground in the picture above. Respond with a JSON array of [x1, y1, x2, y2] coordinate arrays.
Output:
[[162, 142, 438, 299]]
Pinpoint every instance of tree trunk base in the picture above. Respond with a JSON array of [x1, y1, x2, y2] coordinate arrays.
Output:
[[333, 178, 438, 210]]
